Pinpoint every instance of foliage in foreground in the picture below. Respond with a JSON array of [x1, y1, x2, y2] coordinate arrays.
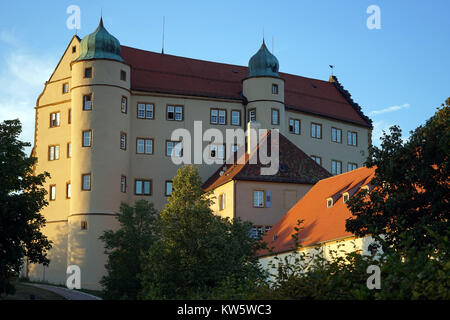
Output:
[[99, 200, 159, 299], [138, 165, 265, 299], [0, 119, 51, 297], [254, 225, 449, 300]]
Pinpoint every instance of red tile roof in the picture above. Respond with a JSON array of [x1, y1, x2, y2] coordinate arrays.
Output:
[[258, 166, 376, 257], [202, 131, 331, 191], [120, 46, 372, 128]]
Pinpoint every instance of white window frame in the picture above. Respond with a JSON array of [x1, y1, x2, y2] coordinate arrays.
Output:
[[82, 130, 92, 147], [331, 160, 342, 175], [289, 119, 300, 134], [253, 190, 265, 208]]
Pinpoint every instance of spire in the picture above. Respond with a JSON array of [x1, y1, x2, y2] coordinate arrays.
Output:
[[248, 39, 280, 78], [75, 16, 124, 62]]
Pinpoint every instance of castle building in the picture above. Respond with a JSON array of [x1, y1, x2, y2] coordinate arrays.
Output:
[[28, 18, 372, 289]]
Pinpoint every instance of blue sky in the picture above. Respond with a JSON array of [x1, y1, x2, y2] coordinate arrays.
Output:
[[0, 0, 448, 152]]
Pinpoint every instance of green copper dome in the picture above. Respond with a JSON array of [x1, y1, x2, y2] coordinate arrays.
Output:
[[248, 40, 279, 77], [75, 18, 124, 62]]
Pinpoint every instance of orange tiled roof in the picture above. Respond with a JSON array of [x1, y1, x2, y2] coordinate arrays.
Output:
[[120, 46, 372, 128], [202, 131, 331, 191], [259, 166, 376, 257]]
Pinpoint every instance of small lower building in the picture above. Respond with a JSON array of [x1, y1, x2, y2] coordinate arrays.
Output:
[[203, 127, 331, 236], [258, 166, 377, 277]]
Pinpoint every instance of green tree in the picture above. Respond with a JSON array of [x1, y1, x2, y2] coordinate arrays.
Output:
[[0, 119, 52, 296], [100, 200, 159, 299], [346, 99, 449, 252], [139, 165, 264, 299]]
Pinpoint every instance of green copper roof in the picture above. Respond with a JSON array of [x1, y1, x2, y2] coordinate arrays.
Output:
[[75, 18, 124, 62], [248, 40, 279, 77]]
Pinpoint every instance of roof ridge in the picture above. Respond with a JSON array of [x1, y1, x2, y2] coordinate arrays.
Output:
[[121, 45, 335, 83], [316, 166, 372, 184], [121, 45, 250, 69]]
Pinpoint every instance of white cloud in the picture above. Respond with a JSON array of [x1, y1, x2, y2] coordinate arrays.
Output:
[[371, 120, 393, 147], [369, 103, 410, 116], [0, 32, 57, 154]]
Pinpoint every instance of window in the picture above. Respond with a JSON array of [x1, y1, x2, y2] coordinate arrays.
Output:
[[231, 110, 241, 126], [120, 70, 126, 81], [82, 174, 91, 191], [50, 112, 60, 127], [165, 181, 173, 197], [271, 109, 280, 125], [67, 143, 72, 158], [218, 193, 226, 211], [120, 176, 127, 193], [272, 84, 279, 94], [137, 103, 154, 119], [210, 109, 226, 125], [84, 67, 92, 78], [210, 144, 225, 160], [80, 221, 88, 230], [166, 141, 182, 157], [327, 198, 333, 208], [72, 46, 76, 53], [49, 185, 56, 201], [121, 96, 127, 113], [62, 83, 69, 94], [135, 179, 152, 195], [289, 119, 300, 134], [253, 190, 265, 208], [311, 155, 321, 166], [120, 132, 127, 150], [232, 144, 239, 153], [66, 182, 71, 199], [83, 94, 92, 110], [347, 162, 358, 172], [248, 109, 256, 122], [68, 109, 71, 124], [250, 225, 271, 239], [82, 130, 92, 147], [137, 138, 153, 155], [311, 123, 322, 139], [48, 145, 60, 161], [331, 160, 342, 175], [331, 127, 342, 143], [343, 192, 349, 204], [167, 105, 183, 121], [348, 131, 358, 146]]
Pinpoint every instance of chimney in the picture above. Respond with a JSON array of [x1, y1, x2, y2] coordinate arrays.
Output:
[[247, 120, 261, 155]]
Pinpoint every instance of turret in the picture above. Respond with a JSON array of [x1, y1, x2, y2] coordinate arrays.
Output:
[[243, 40, 285, 132], [68, 18, 130, 289]]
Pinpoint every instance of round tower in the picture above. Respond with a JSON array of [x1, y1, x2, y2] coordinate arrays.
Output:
[[243, 40, 285, 133], [69, 18, 130, 289]]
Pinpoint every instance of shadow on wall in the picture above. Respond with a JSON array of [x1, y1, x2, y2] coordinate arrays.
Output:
[[27, 222, 72, 286]]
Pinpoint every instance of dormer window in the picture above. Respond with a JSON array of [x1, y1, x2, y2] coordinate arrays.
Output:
[[326, 198, 333, 208], [343, 192, 349, 204]]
